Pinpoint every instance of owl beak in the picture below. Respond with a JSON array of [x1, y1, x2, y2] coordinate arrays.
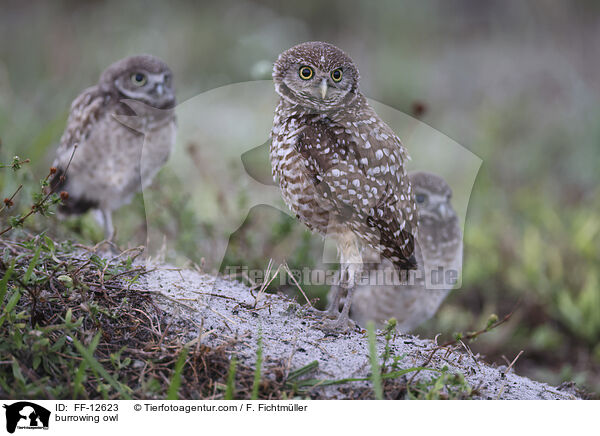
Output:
[[436, 203, 450, 220], [155, 83, 165, 96], [320, 79, 328, 99]]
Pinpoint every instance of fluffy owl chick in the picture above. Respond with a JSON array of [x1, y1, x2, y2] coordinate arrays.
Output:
[[51, 55, 176, 239], [347, 171, 463, 332], [270, 42, 418, 332]]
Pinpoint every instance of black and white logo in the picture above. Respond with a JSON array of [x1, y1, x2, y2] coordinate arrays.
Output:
[[3, 402, 50, 434]]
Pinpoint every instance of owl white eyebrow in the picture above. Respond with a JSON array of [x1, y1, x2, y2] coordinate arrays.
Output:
[[146, 72, 168, 82]]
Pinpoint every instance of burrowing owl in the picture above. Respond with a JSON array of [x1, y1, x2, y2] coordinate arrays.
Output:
[[270, 42, 417, 331], [51, 55, 176, 239], [348, 171, 463, 332]]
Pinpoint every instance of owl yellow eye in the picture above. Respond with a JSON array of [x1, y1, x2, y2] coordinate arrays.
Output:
[[331, 68, 343, 82], [131, 73, 147, 86], [298, 66, 314, 80]]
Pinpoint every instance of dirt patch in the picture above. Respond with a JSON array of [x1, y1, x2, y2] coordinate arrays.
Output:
[[142, 264, 580, 400]]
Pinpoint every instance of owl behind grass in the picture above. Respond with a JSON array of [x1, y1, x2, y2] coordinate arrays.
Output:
[[270, 42, 418, 332], [345, 171, 463, 332], [51, 55, 176, 240]]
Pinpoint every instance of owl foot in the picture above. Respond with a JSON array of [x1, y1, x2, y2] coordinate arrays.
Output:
[[312, 279, 357, 332], [305, 305, 339, 320], [314, 313, 356, 334]]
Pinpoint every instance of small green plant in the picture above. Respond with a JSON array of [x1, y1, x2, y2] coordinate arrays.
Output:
[[380, 318, 401, 373], [0, 155, 67, 237], [167, 347, 189, 400], [408, 366, 473, 400], [71, 333, 132, 400]]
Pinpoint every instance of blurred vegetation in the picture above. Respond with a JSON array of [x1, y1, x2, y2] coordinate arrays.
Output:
[[1, 0, 599, 395]]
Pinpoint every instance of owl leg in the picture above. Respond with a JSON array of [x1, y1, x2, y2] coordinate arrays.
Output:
[[307, 285, 341, 319], [307, 271, 341, 318], [335, 280, 356, 328], [325, 281, 342, 316], [101, 209, 115, 241], [330, 259, 361, 330], [317, 232, 362, 332]]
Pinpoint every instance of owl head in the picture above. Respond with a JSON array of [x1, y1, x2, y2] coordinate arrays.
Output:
[[410, 171, 461, 262], [410, 172, 462, 274], [273, 42, 360, 111], [98, 55, 175, 109], [410, 171, 456, 224]]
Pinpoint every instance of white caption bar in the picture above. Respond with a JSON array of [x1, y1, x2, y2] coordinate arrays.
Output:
[[0, 400, 594, 435]]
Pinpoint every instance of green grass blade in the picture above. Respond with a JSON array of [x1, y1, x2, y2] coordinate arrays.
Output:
[[251, 329, 263, 400], [225, 358, 237, 400], [0, 260, 15, 303], [367, 322, 383, 400], [23, 246, 42, 284], [167, 347, 188, 400], [0, 289, 21, 328], [73, 359, 89, 400], [382, 367, 441, 379], [287, 360, 319, 381]]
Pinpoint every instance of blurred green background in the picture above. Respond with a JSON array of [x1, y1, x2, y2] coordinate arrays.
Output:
[[1, 0, 599, 394]]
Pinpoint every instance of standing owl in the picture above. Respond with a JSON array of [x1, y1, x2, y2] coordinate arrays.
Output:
[[348, 171, 463, 332], [270, 42, 417, 332], [51, 55, 176, 239]]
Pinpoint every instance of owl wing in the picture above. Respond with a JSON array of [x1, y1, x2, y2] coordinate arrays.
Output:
[[50, 86, 106, 196], [295, 113, 417, 269], [52, 86, 106, 171]]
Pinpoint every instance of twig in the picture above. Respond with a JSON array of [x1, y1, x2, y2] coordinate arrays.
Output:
[[439, 299, 521, 348], [282, 262, 314, 309], [252, 260, 283, 309], [409, 302, 521, 386], [459, 339, 480, 369], [496, 350, 524, 399], [504, 350, 524, 375]]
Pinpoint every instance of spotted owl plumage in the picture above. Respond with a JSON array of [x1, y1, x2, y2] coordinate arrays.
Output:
[[270, 42, 417, 271], [348, 172, 463, 332], [51, 55, 176, 238]]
